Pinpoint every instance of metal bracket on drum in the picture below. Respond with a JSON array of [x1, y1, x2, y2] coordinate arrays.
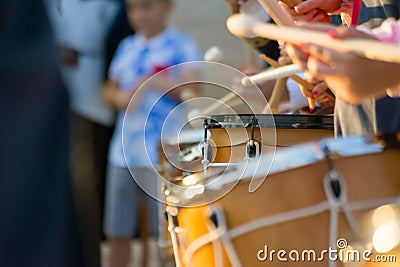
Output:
[[202, 119, 213, 170], [246, 116, 260, 159], [323, 146, 344, 202]]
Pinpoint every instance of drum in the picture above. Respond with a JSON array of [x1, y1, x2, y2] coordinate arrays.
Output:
[[165, 136, 400, 267], [349, 204, 400, 267], [159, 129, 205, 181], [206, 114, 333, 162], [158, 129, 205, 265]]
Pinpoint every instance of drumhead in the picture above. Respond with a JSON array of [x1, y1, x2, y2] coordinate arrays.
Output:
[[165, 136, 383, 207], [207, 136, 382, 188], [207, 114, 334, 130], [161, 129, 206, 146]]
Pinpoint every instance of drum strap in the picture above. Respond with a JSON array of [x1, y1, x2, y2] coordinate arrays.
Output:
[[183, 196, 400, 267]]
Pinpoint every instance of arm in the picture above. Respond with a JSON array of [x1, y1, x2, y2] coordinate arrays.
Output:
[[286, 25, 400, 103], [126, 68, 201, 111], [102, 79, 131, 111]]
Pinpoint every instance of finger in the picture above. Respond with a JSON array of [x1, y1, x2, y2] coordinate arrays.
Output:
[[308, 44, 335, 64], [286, 44, 309, 70], [292, 9, 319, 22], [328, 25, 375, 40], [306, 44, 342, 75], [310, 81, 328, 99], [294, 0, 322, 14], [278, 56, 292, 65], [280, 47, 288, 57], [314, 92, 332, 104], [306, 58, 333, 80], [304, 72, 320, 84], [278, 1, 299, 17], [295, 0, 341, 14], [299, 83, 311, 97], [308, 97, 316, 112], [309, 11, 331, 23], [328, 25, 354, 39]]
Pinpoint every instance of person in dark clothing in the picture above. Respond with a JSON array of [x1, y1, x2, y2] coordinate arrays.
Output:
[[0, 1, 84, 266], [104, 1, 136, 79]]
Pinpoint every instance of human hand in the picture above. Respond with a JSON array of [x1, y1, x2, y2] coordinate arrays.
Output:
[[278, 46, 293, 65], [102, 80, 131, 111], [279, 1, 330, 23], [290, 0, 342, 16], [286, 25, 400, 103]]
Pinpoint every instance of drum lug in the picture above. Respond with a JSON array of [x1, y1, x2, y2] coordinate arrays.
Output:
[[246, 116, 260, 159], [322, 146, 346, 204], [246, 140, 260, 159], [325, 170, 343, 200], [208, 207, 224, 229], [202, 119, 213, 168]]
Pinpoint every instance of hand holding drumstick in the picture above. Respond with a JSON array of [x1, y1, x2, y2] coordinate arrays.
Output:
[[286, 24, 400, 103], [261, 52, 335, 112]]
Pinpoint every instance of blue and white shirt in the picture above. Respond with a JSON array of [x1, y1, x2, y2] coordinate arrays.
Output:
[[108, 27, 201, 168]]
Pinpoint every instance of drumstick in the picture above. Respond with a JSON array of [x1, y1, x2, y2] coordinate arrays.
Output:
[[259, 55, 310, 112], [241, 64, 300, 86], [229, 3, 241, 14], [227, 14, 400, 64], [256, 0, 295, 26], [268, 77, 289, 113], [260, 54, 313, 90], [279, 0, 302, 8], [261, 54, 334, 98], [260, 54, 335, 105]]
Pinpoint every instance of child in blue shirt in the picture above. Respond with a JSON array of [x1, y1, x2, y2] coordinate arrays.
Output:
[[103, 0, 201, 265]]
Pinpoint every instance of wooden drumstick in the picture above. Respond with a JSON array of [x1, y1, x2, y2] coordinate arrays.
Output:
[[268, 77, 289, 113], [260, 54, 335, 104], [279, 0, 303, 9], [260, 54, 312, 90], [242, 64, 300, 86], [256, 0, 295, 26], [227, 14, 400, 64], [229, 3, 241, 14]]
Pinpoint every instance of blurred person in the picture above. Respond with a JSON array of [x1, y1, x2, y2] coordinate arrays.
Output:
[[47, 1, 119, 266], [0, 1, 84, 266], [224, 0, 281, 62], [281, 0, 400, 138], [102, 0, 202, 266], [105, 0, 135, 78]]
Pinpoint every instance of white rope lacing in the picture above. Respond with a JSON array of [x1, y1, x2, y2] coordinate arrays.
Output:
[[182, 192, 400, 266]]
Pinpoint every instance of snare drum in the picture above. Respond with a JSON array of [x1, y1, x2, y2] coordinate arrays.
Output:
[[207, 114, 334, 162], [166, 136, 400, 267]]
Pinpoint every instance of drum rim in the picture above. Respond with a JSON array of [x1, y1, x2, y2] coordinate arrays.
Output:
[[207, 114, 334, 130]]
